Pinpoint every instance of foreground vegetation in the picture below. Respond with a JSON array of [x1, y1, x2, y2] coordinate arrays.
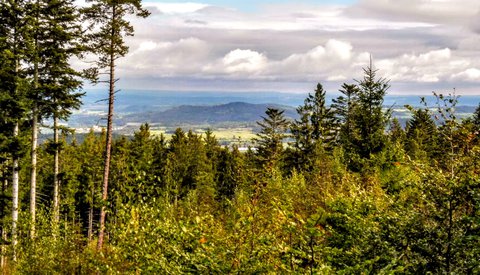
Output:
[[1, 0, 480, 273], [1, 62, 480, 273]]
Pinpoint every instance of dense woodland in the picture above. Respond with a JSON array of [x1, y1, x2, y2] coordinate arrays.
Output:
[[1, 0, 480, 273]]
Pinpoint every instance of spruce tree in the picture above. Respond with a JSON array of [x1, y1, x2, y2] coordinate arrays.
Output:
[[331, 83, 359, 152], [216, 146, 245, 202], [254, 108, 289, 170], [473, 103, 480, 131], [27, 0, 85, 233], [83, 0, 149, 249], [350, 63, 390, 160], [388, 118, 406, 145], [77, 129, 104, 241], [0, 0, 30, 257], [405, 105, 437, 160], [291, 83, 336, 171]]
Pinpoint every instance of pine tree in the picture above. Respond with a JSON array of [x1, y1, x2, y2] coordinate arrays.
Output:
[[473, 103, 480, 131], [27, 0, 85, 234], [291, 83, 337, 171], [83, 0, 149, 249], [0, 0, 31, 257], [350, 63, 390, 160], [254, 108, 289, 170], [26, 0, 40, 239], [216, 146, 245, 202], [77, 129, 104, 241], [331, 83, 359, 153], [405, 105, 437, 160], [388, 118, 405, 145]]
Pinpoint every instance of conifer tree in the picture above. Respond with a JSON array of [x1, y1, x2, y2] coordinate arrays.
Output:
[[331, 83, 359, 152], [405, 104, 437, 160], [291, 83, 336, 171], [350, 63, 390, 160], [27, 0, 84, 233], [473, 103, 480, 131], [254, 108, 289, 170], [83, 0, 149, 249], [77, 129, 104, 241], [388, 118, 406, 145], [0, 0, 30, 256], [27, 0, 40, 238], [216, 146, 245, 201]]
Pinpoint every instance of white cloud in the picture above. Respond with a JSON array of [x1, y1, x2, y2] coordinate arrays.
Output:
[[267, 39, 368, 81], [376, 48, 475, 82], [120, 37, 210, 76], [137, 41, 158, 52], [144, 2, 209, 14], [221, 49, 268, 74], [76, 0, 480, 93], [453, 68, 480, 81], [186, 3, 432, 32], [349, 0, 480, 24], [118, 35, 480, 88]]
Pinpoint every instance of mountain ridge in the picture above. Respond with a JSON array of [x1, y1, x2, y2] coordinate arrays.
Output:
[[122, 102, 298, 126]]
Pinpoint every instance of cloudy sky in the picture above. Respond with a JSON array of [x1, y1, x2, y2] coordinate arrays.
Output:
[[100, 0, 480, 94]]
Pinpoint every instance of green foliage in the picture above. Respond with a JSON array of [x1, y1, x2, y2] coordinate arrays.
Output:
[[405, 104, 438, 160], [29, 0, 85, 121], [291, 83, 337, 172], [1, 39, 480, 274], [473, 103, 480, 131], [83, 0, 150, 72], [351, 64, 391, 159], [254, 108, 289, 170]]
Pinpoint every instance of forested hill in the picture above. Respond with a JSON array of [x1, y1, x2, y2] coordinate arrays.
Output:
[[116, 101, 476, 128], [123, 102, 298, 126]]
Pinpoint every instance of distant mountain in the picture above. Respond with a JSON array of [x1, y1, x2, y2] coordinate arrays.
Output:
[[123, 102, 298, 126], [83, 90, 480, 112], [70, 90, 479, 131]]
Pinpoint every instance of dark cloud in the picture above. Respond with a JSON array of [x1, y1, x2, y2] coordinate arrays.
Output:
[[469, 11, 480, 33]]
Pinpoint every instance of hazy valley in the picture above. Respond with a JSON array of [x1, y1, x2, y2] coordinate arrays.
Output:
[[64, 90, 480, 145]]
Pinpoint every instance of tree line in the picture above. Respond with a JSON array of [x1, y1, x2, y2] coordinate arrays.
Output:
[[1, 0, 480, 272], [1, 61, 480, 272], [0, 0, 149, 268]]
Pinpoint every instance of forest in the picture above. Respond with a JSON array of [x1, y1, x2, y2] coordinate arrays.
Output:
[[1, 0, 480, 273]]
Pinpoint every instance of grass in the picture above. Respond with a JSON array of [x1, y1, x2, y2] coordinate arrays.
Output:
[[150, 127, 257, 144]]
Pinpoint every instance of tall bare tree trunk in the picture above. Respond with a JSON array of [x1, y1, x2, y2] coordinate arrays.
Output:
[[30, 59, 39, 239], [30, 22, 40, 238], [1, 170, 8, 270], [11, 54, 20, 261], [88, 183, 95, 242], [30, 108, 38, 238], [12, 122, 19, 261], [88, 203, 93, 242], [53, 114, 60, 226], [97, 7, 116, 249]]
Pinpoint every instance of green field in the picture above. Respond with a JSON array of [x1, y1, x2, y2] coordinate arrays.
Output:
[[150, 127, 257, 144]]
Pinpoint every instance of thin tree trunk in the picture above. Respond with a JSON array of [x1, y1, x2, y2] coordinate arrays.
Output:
[[0, 217, 6, 271], [1, 171, 8, 270], [53, 114, 60, 226], [30, 0, 40, 241], [30, 107, 38, 239], [88, 185, 94, 242], [12, 122, 19, 261], [88, 205, 93, 242], [97, 5, 116, 249]]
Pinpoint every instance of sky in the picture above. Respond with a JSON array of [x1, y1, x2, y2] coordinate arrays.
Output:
[[84, 0, 480, 95]]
